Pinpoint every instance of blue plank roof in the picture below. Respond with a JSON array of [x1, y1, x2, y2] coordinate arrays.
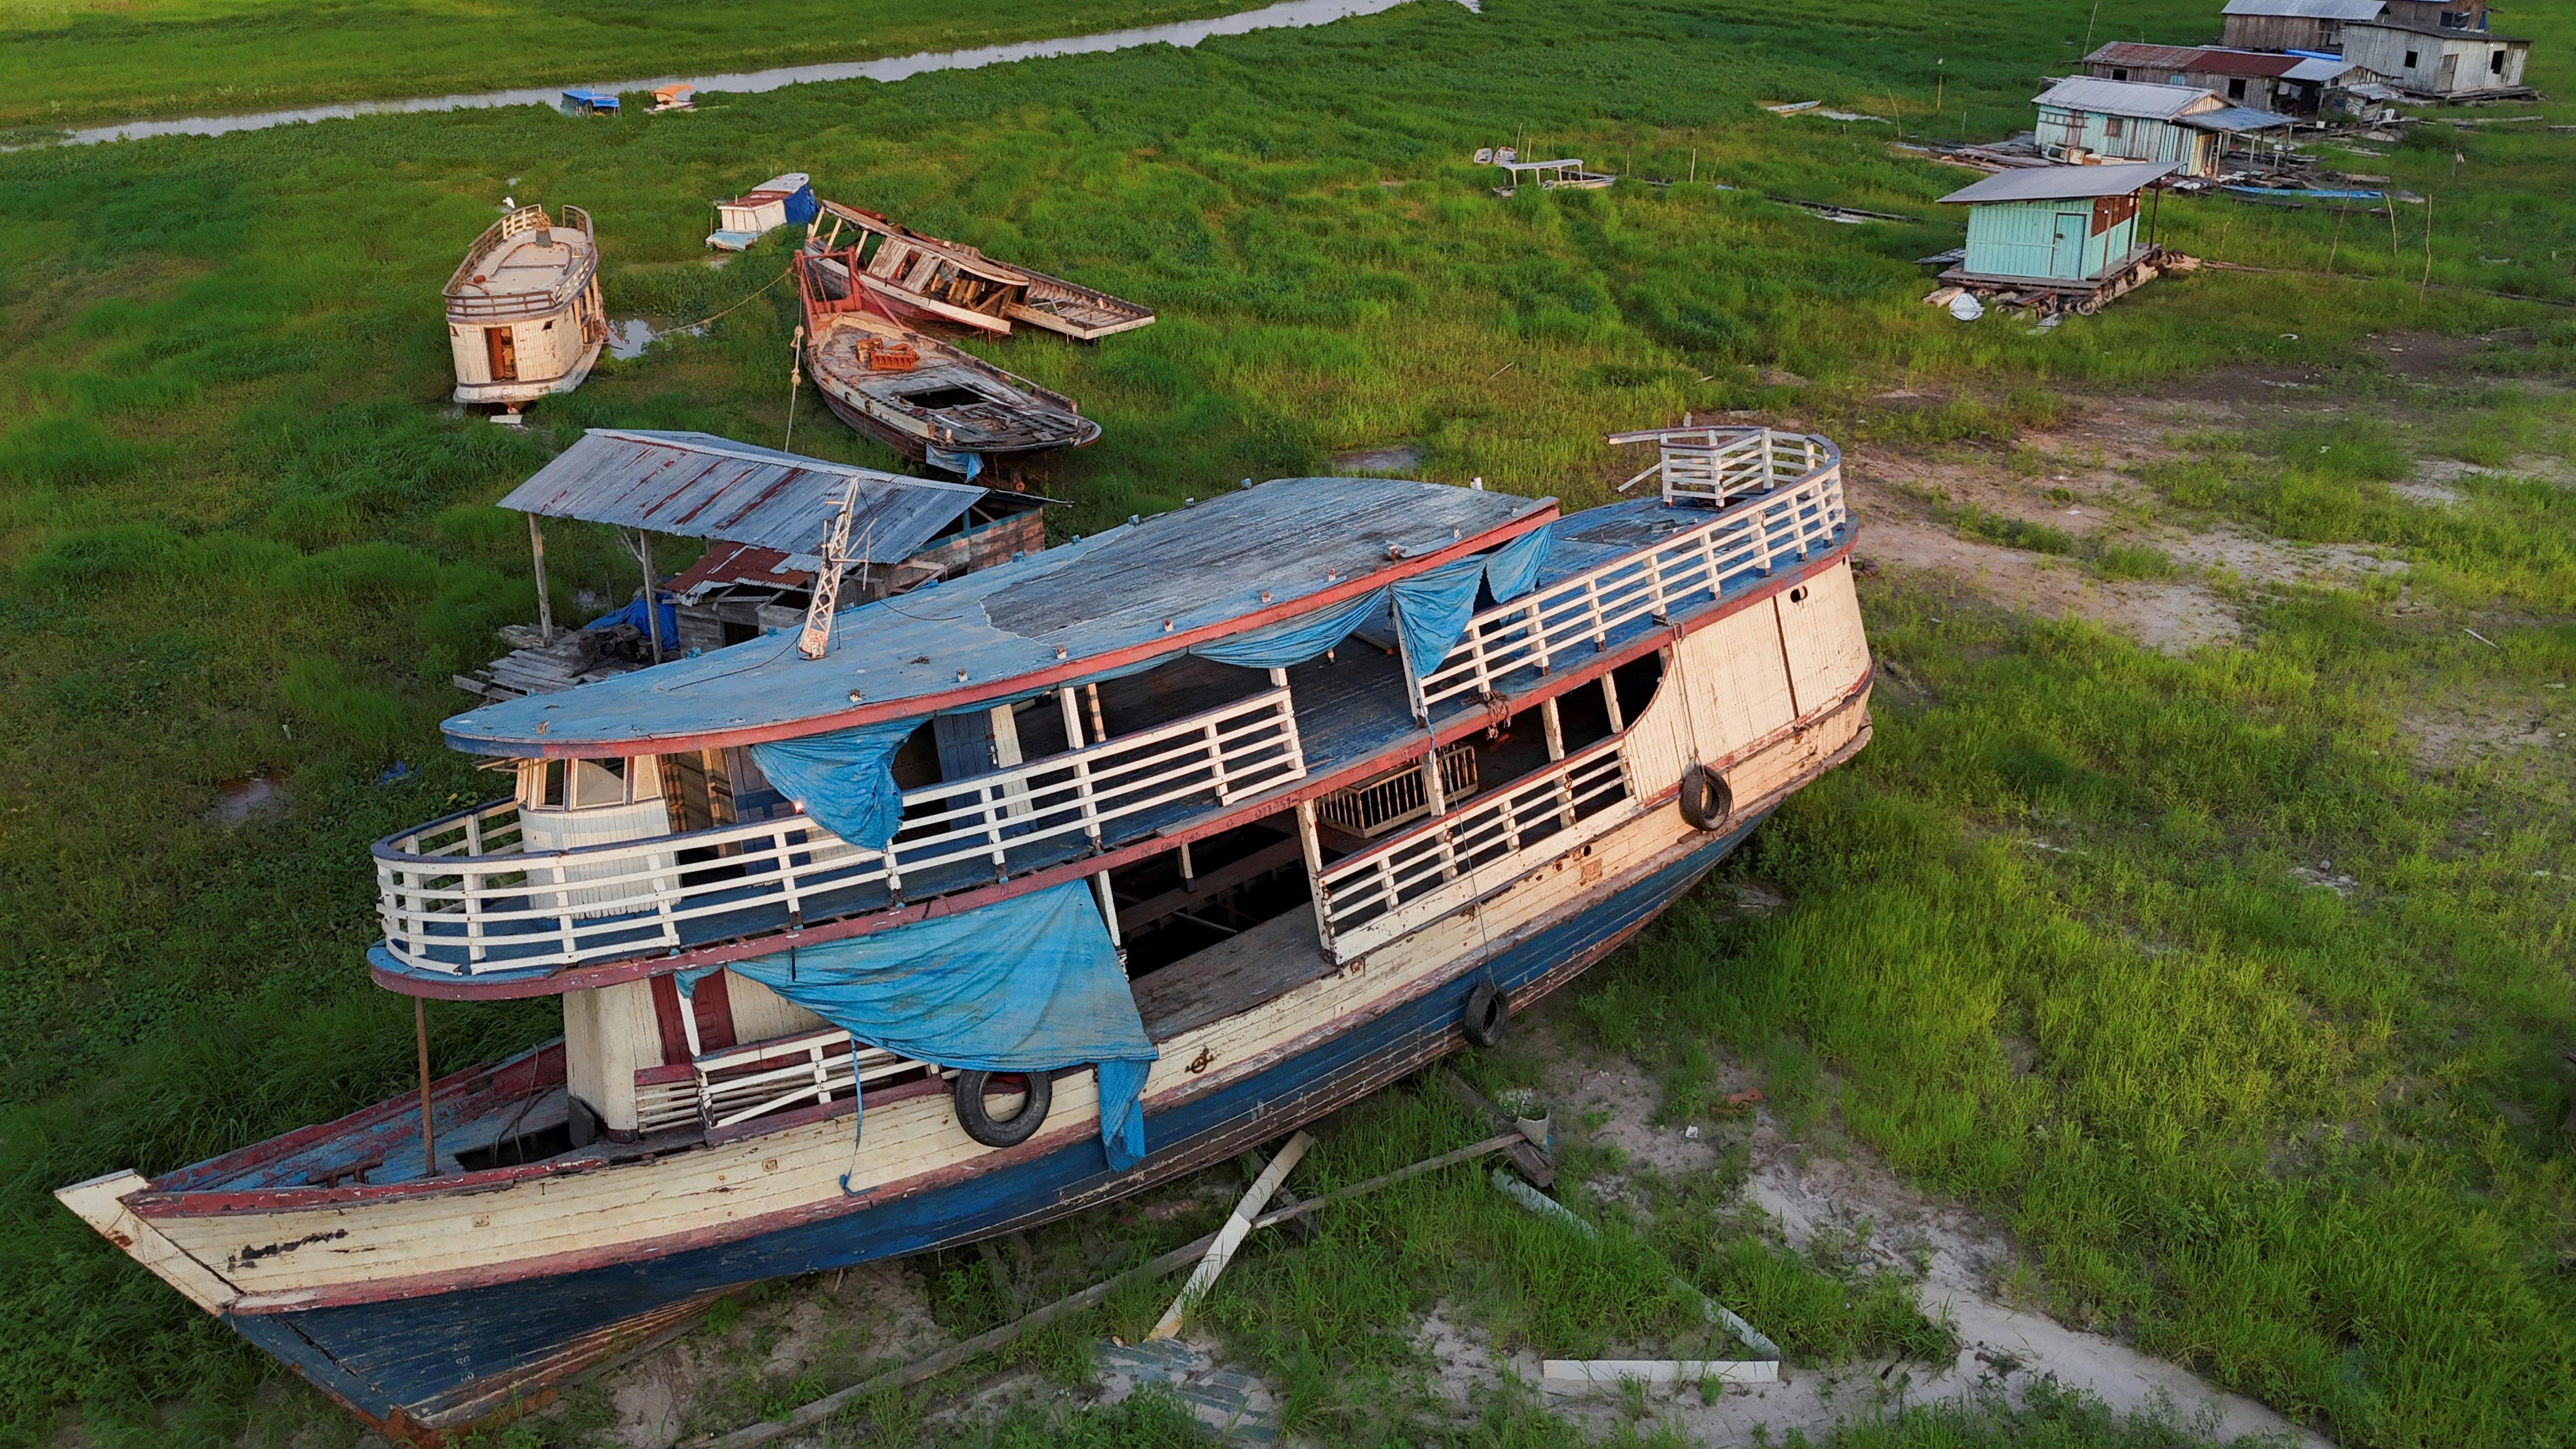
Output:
[[444, 476, 1553, 756]]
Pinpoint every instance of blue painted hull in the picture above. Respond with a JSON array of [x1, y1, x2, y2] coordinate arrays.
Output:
[[233, 814, 1765, 1434]]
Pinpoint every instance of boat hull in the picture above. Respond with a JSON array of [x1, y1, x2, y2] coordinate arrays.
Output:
[[224, 800, 1793, 1440]]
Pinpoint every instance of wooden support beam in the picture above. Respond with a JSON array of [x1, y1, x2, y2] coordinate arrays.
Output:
[[1146, 1130, 1313, 1340], [527, 514, 555, 645], [415, 998, 437, 1178], [1117, 838, 1303, 935], [1438, 1068, 1553, 1189]]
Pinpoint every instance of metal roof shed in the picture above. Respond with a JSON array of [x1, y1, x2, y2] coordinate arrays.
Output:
[[1938, 162, 2175, 286], [499, 430, 999, 564], [490, 429, 1046, 659]]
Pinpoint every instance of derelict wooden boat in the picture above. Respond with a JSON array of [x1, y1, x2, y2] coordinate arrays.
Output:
[[443, 205, 607, 409], [812, 198, 1154, 341], [795, 246, 1100, 471], [60, 429, 1871, 1445]]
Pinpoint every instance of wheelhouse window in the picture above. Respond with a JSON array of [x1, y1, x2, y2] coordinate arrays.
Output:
[[520, 755, 660, 811]]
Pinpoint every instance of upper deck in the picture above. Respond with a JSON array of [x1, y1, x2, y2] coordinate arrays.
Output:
[[442, 475, 1555, 758], [445, 206, 600, 323], [376, 437, 1852, 990]]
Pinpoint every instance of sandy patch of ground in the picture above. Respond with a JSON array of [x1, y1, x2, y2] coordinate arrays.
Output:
[[1397, 1057, 2329, 1449], [1860, 518, 2241, 655]]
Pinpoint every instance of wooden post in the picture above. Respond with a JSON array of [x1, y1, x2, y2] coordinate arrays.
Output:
[[1084, 683, 1107, 745], [1541, 697, 1566, 761], [634, 530, 663, 664], [528, 514, 555, 645], [1092, 871, 1124, 953], [415, 997, 436, 1178], [1601, 674, 1625, 734]]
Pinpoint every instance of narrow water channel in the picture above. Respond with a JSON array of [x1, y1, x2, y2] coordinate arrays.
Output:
[[54, 0, 1471, 147]]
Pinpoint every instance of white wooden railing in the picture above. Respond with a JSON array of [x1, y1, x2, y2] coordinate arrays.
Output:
[[1415, 437, 1843, 714], [1314, 737, 1636, 961], [1608, 425, 1824, 508], [633, 1028, 933, 1134], [445, 205, 598, 320], [376, 688, 1305, 975]]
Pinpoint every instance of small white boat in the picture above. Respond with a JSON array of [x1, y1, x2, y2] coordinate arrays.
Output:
[[443, 205, 607, 411], [709, 173, 816, 252]]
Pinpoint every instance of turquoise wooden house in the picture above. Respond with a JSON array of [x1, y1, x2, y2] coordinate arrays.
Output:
[[1937, 162, 2174, 288], [2030, 77, 2285, 177]]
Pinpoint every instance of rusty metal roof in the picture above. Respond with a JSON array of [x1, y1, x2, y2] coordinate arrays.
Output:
[[496, 429, 999, 564]]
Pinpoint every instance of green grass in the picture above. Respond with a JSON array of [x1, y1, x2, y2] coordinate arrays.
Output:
[[0, 0, 1258, 128], [0, 0, 2572, 1445]]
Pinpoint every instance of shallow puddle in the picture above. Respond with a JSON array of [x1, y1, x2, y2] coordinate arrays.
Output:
[[209, 770, 287, 826]]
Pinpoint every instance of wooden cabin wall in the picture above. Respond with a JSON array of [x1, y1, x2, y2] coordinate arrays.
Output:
[[564, 978, 662, 1134], [908, 510, 1045, 580], [719, 971, 831, 1045]]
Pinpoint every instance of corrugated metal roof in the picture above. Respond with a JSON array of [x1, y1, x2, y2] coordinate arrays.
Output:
[[445, 476, 1554, 754], [497, 430, 997, 564], [2220, 0, 2384, 18], [2187, 47, 2305, 76], [2180, 104, 2298, 131], [1938, 161, 2177, 205], [2284, 55, 2369, 80], [2085, 42, 2208, 69], [2034, 76, 2220, 118]]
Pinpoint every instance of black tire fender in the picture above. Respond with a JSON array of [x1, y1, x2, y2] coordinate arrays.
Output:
[[1678, 763, 1732, 832], [953, 1070, 1052, 1148], [1463, 979, 1509, 1050]]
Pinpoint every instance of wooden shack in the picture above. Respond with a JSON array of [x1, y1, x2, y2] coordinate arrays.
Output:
[[2341, 20, 2531, 96], [2219, 0, 2389, 53], [2032, 77, 2288, 177], [457, 429, 1049, 699], [1936, 162, 2174, 312]]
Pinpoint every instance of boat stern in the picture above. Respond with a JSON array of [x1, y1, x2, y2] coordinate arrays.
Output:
[[55, 1169, 242, 1316]]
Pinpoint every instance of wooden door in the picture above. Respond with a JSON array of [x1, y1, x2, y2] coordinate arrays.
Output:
[[484, 326, 518, 381], [2051, 212, 2087, 279], [2435, 53, 2458, 90]]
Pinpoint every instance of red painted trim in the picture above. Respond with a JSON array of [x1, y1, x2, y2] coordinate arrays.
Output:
[[377, 537, 1859, 1001], [693, 970, 737, 1052], [469, 503, 1563, 760], [648, 976, 691, 1065]]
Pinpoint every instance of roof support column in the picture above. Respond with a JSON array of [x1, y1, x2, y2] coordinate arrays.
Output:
[[528, 514, 555, 646]]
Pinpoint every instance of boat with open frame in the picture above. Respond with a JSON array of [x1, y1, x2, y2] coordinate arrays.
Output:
[[61, 429, 1872, 1444]]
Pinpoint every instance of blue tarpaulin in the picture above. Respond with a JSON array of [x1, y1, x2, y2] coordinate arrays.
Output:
[[750, 718, 921, 851], [1389, 555, 1488, 679], [694, 880, 1156, 1171], [1480, 522, 1553, 603], [1187, 587, 1391, 670], [586, 594, 678, 644], [781, 183, 819, 227]]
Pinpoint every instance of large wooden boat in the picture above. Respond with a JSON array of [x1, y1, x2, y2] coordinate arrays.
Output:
[[443, 205, 608, 410], [813, 199, 1155, 341], [795, 246, 1100, 475], [60, 431, 1870, 1445]]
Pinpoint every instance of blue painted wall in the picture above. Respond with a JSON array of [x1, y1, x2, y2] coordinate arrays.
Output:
[[1962, 198, 2140, 283]]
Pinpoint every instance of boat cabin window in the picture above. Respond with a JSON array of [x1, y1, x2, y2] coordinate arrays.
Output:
[[519, 755, 661, 812]]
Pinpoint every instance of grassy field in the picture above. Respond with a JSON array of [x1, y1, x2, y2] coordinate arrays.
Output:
[[0, 0, 1263, 129], [0, 0, 2572, 1444]]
